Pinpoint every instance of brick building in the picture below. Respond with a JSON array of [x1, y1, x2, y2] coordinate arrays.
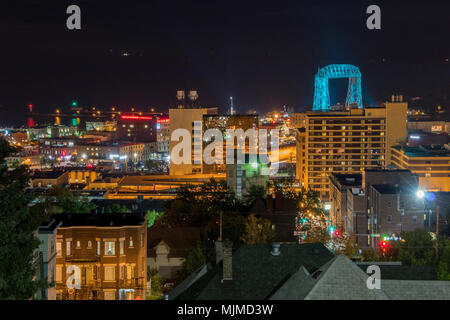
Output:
[[53, 213, 147, 300], [329, 169, 425, 249]]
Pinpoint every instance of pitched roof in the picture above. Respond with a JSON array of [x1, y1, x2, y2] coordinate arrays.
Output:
[[300, 255, 389, 300], [357, 263, 438, 280], [271, 255, 449, 300], [175, 242, 334, 300]]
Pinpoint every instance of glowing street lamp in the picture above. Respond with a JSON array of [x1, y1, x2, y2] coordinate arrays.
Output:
[[416, 190, 425, 199]]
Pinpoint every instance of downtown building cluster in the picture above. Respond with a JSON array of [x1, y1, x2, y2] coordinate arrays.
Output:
[[1, 82, 449, 300]]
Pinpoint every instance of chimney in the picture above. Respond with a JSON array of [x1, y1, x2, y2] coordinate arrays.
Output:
[[215, 240, 223, 264], [222, 241, 233, 282], [271, 242, 281, 256]]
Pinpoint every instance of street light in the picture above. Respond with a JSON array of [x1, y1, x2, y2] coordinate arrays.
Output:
[[417, 190, 440, 258], [416, 190, 425, 199]]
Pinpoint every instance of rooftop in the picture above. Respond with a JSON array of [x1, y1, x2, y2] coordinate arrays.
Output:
[[175, 243, 334, 300], [356, 263, 438, 280], [330, 173, 362, 188], [30, 170, 67, 179], [393, 145, 450, 157], [48, 212, 146, 228]]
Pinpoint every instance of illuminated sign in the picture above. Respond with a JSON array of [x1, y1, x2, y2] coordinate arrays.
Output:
[[121, 115, 153, 120], [409, 135, 421, 140], [157, 118, 170, 124], [431, 125, 442, 132]]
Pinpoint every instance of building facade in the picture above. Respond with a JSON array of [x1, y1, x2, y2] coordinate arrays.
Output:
[[202, 114, 259, 174], [294, 101, 407, 200], [333, 169, 425, 249], [169, 107, 218, 175], [116, 114, 157, 143], [391, 145, 450, 192], [54, 213, 147, 300]]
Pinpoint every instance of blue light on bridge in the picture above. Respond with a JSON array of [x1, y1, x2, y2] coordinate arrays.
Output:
[[313, 64, 363, 111]]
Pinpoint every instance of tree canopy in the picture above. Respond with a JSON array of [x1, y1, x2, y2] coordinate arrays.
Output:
[[0, 139, 48, 299], [36, 187, 97, 214], [241, 214, 276, 245]]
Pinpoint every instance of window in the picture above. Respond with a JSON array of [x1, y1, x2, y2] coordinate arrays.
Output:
[[413, 216, 417, 223], [104, 266, 116, 281], [120, 265, 125, 279], [76, 241, 81, 248], [104, 290, 116, 300], [87, 241, 92, 249], [387, 215, 392, 222], [56, 242, 62, 257], [56, 265, 62, 282], [66, 241, 71, 256], [97, 241, 101, 255], [127, 265, 134, 279], [120, 239, 124, 255], [104, 241, 115, 256], [129, 237, 134, 247]]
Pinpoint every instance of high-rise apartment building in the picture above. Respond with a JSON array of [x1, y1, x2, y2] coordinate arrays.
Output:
[[169, 107, 218, 175], [295, 101, 407, 200]]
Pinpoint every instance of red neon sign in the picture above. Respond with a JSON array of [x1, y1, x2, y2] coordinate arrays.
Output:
[[157, 118, 170, 124], [121, 115, 153, 120]]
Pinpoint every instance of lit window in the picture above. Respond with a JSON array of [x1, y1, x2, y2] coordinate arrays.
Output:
[[129, 237, 133, 247], [104, 241, 115, 256], [66, 241, 71, 256], [104, 267, 116, 281], [56, 242, 62, 256], [56, 266, 62, 283], [76, 241, 81, 248], [87, 241, 92, 249], [120, 239, 125, 255], [104, 291, 116, 300], [97, 241, 101, 255]]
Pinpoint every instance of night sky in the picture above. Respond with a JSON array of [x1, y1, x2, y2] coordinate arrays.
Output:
[[0, 0, 449, 126]]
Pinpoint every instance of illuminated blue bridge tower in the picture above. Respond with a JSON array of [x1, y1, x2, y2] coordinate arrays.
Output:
[[312, 64, 363, 111]]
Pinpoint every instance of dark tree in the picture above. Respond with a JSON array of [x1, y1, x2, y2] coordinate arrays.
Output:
[[0, 139, 48, 299]]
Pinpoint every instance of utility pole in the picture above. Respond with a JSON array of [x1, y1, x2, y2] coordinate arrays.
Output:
[[436, 205, 440, 258], [219, 210, 223, 241]]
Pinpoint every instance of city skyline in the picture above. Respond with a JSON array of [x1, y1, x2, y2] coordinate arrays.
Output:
[[1, 0, 450, 303], [0, 0, 449, 126]]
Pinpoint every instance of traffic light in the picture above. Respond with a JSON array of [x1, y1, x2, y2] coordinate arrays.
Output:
[[72, 101, 78, 107], [334, 230, 341, 237], [380, 240, 389, 253]]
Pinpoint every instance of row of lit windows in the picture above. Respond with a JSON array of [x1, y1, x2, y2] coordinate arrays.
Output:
[[57, 238, 135, 257]]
